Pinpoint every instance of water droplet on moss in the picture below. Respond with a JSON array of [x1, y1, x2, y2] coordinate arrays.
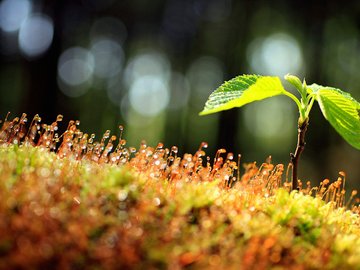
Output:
[[117, 190, 128, 201]]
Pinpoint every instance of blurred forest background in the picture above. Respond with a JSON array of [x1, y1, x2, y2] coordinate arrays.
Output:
[[0, 0, 359, 189]]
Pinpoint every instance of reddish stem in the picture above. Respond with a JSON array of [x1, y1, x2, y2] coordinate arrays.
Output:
[[290, 119, 309, 191]]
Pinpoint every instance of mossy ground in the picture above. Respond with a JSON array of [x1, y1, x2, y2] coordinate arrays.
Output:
[[0, 113, 360, 269], [0, 144, 360, 269]]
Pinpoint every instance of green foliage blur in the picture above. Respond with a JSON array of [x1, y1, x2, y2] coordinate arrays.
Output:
[[0, 0, 359, 189]]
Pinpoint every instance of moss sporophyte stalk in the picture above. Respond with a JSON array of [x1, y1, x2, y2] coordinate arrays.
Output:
[[200, 74, 360, 190], [1, 112, 360, 269]]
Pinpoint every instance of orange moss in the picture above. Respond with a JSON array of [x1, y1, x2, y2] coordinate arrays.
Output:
[[0, 113, 359, 269]]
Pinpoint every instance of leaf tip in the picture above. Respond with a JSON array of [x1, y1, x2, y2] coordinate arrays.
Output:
[[199, 109, 211, 116], [284, 74, 302, 92]]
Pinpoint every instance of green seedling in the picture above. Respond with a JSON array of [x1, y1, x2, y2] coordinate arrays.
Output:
[[200, 74, 360, 190]]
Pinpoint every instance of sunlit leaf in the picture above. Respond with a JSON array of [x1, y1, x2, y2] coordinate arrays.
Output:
[[199, 75, 287, 115], [310, 84, 360, 150], [285, 74, 303, 92]]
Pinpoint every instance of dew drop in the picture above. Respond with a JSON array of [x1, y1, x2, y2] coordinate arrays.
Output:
[[171, 146, 178, 155], [199, 142, 208, 150], [56, 114, 63, 122], [73, 197, 81, 204], [140, 140, 147, 148], [4, 112, 10, 121], [156, 142, 164, 149], [89, 134, 95, 142], [153, 197, 161, 206], [116, 125, 124, 147], [102, 130, 111, 139], [227, 153, 234, 160], [117, 190, 128, 201]]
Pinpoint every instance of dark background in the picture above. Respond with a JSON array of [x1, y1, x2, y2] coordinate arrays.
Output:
[[0, 0, 359, 189]]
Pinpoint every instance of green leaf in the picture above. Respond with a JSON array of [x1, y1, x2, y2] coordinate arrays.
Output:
[[310, 84, 360, 150], [199, 75, 287, 115], [285, 74, 303, 92], [307, 83, 323, 94]]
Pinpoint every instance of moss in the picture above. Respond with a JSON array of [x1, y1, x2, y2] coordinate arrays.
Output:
[[0, 145, 359, 269], [0, 114, 359, 269]]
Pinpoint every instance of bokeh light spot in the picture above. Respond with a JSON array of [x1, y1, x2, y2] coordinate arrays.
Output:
[[0, 0, 32, 33], [18, 14, 54, 58], [243, 98, 295, 146], [90, 38, 124, 78], [57, 47, 94, 97], [247, 33, 303, 76], [106, 76, 125, 106], [124, 51, 171, 87], [58, 47, 94, 86], [129, 76, 170, 117]]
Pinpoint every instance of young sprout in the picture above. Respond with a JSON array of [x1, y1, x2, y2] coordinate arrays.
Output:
[[200, 74, 360, 190]]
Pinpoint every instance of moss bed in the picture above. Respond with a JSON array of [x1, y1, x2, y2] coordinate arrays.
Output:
[[0, 114, 360, 269]]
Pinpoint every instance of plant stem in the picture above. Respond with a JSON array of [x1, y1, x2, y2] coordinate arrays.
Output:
[[290, 118, 309, 190], [283, 91, 302, 113]]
